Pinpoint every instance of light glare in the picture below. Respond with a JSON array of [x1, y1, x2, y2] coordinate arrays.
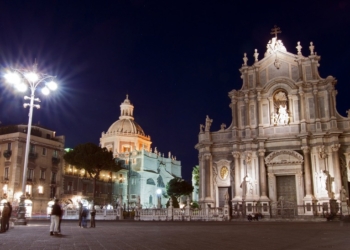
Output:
[[41, 87, 50, 95], [24, 72, 38, 82], [15, 83, 28, 92], [5, 72, 21, 84], [47, 81, 57, 91]]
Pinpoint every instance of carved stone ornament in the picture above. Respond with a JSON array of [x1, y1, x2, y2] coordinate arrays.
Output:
[[318, 145, 327, 159], [296, 41, 302, 56], [265, 150, 304, 165], [232, 151, 240, 159], [205, 115, 213, 131], [245, 152, 252, 164], [220, 166, 229, 180], [258, 149, 266, 157], [331, 143, 340, 152]]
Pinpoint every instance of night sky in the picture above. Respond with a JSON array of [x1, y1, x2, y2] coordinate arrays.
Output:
[[0, 1, 349, 182]]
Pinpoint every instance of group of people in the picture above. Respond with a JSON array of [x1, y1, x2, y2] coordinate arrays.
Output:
[[0, 202, 12, 233], [78, 202, 96, 228], [49, 199, 63, 236], [49, 200, 97, 235]]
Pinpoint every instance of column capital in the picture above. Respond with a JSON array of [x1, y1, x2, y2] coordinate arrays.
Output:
[[258, 149, 266, 157], [232, 151, 240, 159], [331, 143, 341, 152], [301, 146, 310, 153], [204, 153, 211, 160]]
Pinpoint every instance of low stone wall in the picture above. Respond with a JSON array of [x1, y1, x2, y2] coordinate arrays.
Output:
[[135, 206, 230, 222], [61, 208, 123, 220]]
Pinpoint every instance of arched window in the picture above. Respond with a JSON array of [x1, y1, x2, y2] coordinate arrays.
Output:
[[157, 175, 165, 188], [149, 195, 153, 204], [146, 178, 155, 185]]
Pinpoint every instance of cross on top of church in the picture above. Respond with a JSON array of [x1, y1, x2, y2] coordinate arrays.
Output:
[[270, 25, 281, 38]]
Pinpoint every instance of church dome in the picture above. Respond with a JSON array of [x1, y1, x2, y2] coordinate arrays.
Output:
[[107, 119, 145, 136], [106, 95, 146, 136]]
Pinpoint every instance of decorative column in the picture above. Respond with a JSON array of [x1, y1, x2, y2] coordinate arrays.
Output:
[[330, 89, 336, 119], [331, 144, 342, 200], [232, 151, 241, 201], [204, 153, 212, 199], [288, 95, 294, 123], [231, 97, 237, 128], [258, 149, 268, 200], [199, 155, 205, 202], [244, 92, 251, 137], [302, 146, 316, 215], [301, 146, 314, 198], [268, 96, 274, 125], [299, 87, 306, 132], [231, 96, 238, 138], [313, 87, 320, 120]]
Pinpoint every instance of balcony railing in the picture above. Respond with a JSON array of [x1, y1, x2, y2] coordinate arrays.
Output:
[[52, 156, 60, 165], [0, 176, 9, 183], [3, 150, 12, 159], [29, 152, 38, 160]]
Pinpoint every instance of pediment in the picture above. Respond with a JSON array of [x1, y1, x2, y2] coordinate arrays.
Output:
[[265, 150, 303, 165]]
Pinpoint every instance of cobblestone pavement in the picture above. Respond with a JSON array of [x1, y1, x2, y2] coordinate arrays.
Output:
[[0, 220, 349, 250]]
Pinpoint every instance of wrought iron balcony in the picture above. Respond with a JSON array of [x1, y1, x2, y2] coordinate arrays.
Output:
[[52, 156, 60, 165], [29, 152, 38, 160], [3, 150, 12, 159]]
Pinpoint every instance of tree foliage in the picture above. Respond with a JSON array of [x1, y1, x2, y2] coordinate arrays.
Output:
[[166, 195, 180, 208], [192, 165, 199, 186], [166, 177, 193, 198], [64, 143, 121, 204]]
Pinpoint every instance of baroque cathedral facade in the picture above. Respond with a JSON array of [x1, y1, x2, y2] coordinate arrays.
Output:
[[195, 29, 350, 216]]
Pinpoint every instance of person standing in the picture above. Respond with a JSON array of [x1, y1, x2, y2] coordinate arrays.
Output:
[[78, 202, 83, 227], [81, 207, 88, 228], [5, 202, 12, 231], [50, 199, 62, 235], [90, 209, 96, 228], [57, 203, 64, 233], [0, 203, 10, 232]]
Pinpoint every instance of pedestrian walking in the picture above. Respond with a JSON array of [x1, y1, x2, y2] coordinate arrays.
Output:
[[1, 203, 10, 232], [90, 209, 96, 228], [50, 199, 62, 235], [5, 202, 12, 231]]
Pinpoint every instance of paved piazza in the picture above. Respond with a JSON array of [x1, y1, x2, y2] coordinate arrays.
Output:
[[0, 220, 349, 250]]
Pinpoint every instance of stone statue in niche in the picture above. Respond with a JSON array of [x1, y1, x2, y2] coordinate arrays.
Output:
[[240, 174, 253, 196], [271, 91, 290, 126], [317, 171, 328, 191]]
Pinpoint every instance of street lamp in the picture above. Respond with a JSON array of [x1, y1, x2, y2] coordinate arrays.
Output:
[[4, 63, 57, 225], [156, 188, 162, 208]]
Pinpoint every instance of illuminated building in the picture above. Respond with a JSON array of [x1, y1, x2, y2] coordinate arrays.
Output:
[[0, 124, 64, 215], [195, 27, 350, 215]]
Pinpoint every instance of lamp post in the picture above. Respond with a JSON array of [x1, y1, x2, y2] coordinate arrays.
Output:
[[156, 188, 162, 208], [4, 63, 57, 225]]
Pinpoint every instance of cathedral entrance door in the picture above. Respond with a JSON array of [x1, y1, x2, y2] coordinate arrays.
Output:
[[276, 176, 297, 202], [218, 187, 231, 207]]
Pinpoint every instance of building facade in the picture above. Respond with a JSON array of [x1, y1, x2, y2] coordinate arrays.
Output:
[[195, 31, 350, 215], [99, 95, 182, 208], [0, 124, 64, 215]]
